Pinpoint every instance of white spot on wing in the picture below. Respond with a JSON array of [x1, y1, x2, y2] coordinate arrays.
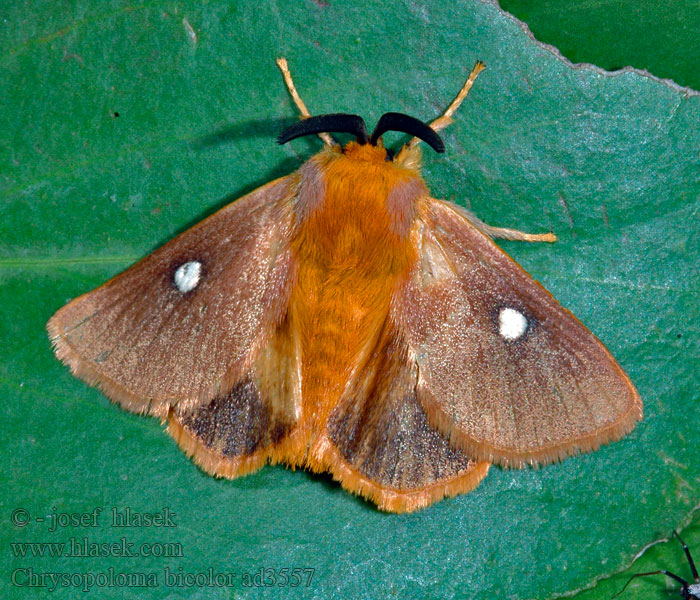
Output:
[[688, 583, 700, 597], [498, 307, 528, 340], [174, 261, 201, 293]]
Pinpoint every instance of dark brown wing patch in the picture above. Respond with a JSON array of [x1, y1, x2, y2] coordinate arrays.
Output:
[[168, 317, 301, 478], [175, 377, 292, 458], [48, 178, 296, 416], [318, 326, 489, 512], [394, 198, 642, 467]]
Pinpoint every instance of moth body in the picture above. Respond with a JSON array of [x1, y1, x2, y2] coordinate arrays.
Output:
[[285, 142, 424, 462]]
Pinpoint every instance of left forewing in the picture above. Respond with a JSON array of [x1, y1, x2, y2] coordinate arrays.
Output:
[[392, 198, 642, 467]]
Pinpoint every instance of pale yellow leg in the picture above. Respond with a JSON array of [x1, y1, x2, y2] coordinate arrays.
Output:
[[461, 206, 557, 243], [276, 57, 334, 147], [478, 223, 557, 243]]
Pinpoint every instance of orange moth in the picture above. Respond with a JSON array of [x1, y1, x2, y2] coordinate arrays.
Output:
[[47, 58, 642, 513]]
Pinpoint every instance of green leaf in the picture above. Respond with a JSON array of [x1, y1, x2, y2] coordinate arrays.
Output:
[[1, 1, 698, 599], [499, 0, 700, 91]]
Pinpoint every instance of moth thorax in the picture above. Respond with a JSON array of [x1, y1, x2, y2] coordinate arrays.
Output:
[[342, 141, 388, 163]]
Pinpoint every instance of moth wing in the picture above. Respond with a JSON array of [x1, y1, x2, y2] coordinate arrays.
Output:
[[315, 323, 489, 513], [48, 177, 297, 417], [167, 314, 301, 478], [394, 198, 642, 467]]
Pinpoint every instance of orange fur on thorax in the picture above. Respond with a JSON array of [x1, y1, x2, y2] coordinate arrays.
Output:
[[289, 143, 422, 456]]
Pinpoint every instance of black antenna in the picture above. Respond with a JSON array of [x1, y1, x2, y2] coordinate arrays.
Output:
[[370, 112, 445, 153], [278, 113, 368, 145]]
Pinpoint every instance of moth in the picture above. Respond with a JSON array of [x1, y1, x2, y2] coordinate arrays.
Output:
[[47, 58, 642, 512], [614, 531, 699, 599]]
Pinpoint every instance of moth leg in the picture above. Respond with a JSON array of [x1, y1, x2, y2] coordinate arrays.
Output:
[[460, 207, 557, 243], [407, 61, 486, 148], [276, 57, 335, 147]]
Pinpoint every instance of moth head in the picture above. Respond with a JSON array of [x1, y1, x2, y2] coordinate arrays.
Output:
[[277, 112, 444, 169]]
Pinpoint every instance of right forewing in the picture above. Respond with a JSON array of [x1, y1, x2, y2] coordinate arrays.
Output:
[[48, 177, 297, 416]]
